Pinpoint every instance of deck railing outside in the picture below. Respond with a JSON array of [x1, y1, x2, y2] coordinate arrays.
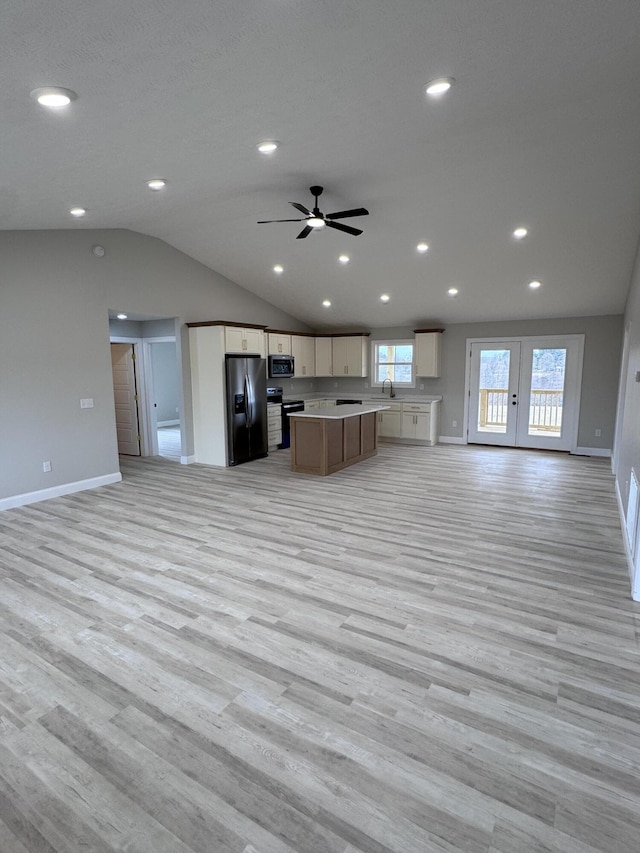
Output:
[[479, 388, 564, 432]]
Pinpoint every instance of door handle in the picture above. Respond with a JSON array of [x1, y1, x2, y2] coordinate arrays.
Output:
[[243, 377, 250, 426]]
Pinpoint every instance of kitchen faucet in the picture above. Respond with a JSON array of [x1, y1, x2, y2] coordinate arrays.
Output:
[[382, 378, 395, 398]]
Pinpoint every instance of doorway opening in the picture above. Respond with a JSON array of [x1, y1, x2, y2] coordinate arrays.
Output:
[[109, 319, 183, 463], [465, 335, 584, 451], [144, 338, 182, 462]]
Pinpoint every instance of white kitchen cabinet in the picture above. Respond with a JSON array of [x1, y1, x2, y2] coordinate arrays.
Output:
[[225, 325, 266, 356], [414, 329, 443, 377], [291, 335, 315, 377], [332, 335, 369, 377], [402, 411, 431, 441], [402, 401, 438, 443], [267, 403, 282, 450], [377, 404, 402, 438], [188, 324, 227, 466], [267, 332, 292, 355], [314, 337, 333, 376]]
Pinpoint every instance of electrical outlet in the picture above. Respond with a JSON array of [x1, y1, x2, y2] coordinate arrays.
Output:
[[595, 428, 601, 437], [420, 384, 424, 390], [452, 420, 458, 428], [80, 398, 94, 409], [43, 461, 52, 472]]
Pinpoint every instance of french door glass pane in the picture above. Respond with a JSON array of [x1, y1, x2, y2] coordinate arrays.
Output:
[[527, 348, 566, 436], [478, 349, 510, 433]]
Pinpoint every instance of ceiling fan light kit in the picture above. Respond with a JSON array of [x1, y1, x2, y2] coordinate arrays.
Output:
[[258, 185, 369, 239]]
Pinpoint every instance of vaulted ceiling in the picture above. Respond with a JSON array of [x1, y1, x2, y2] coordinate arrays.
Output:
[[4, 0, 640, 329]]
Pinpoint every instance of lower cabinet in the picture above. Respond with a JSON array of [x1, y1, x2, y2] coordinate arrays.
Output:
[[379, 400, 439, 445], [267, 403, 282, 450], [402, 412, 431, 441], [377, 404, 402, 438]]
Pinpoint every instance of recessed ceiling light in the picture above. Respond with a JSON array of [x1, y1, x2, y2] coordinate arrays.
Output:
[[147, 179, 167, 191], [338, 254, 350, 264], [380, 294, 390, 303], [308, 217, 325, 229], [273, 264, 284, 274], [416, 242, 429, 253], [30, 86, 77, 107], [322, 299, 332, 308], [116, 313, 128, 320], [529, 280, 542, 289], [448, 287, 459, 296], [257, 140, 279, 154], [425, 77, 454, 97], [70, 207, 86, 217], [513, 227, 528, 240]]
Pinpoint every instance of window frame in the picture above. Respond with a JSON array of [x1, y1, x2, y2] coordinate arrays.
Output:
[[371, 339, 416, 389]]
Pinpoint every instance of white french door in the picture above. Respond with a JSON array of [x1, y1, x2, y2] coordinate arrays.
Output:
[[467, 336, 583, 451]]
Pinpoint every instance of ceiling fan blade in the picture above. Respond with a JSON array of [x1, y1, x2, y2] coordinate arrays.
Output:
[[257, 218, 306, 223], [296, 225, 313, 239], [325, 220, 363, 236], [325, 207, 369, 220], [290, 202, 312, 215]]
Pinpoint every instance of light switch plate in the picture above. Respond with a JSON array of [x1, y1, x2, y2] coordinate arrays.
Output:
[[80, 398, 94, 408]]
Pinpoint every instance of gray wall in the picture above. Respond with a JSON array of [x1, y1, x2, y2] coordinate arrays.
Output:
[[314, 316, 623, 450], [0, 229, 309, 502], [614, 236, 640, 592]]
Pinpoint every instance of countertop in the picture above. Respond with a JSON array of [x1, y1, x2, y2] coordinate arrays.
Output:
[[287, 403, 390, 419]]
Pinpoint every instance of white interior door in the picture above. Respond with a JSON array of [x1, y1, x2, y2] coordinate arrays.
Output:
[[110, 343, 141, 456], [468, 336, 583, 451]]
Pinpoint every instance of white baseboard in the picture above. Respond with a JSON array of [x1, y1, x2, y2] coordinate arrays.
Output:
[[180, 455, 196, 465], [614, 478, 640, 601], [438, 435, 466, 445], [0, 472, 122, 512], [572, 446, 612, 458], [158, 419, 180, 427]]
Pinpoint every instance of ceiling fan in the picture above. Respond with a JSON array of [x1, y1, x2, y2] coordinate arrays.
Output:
[[258, 185, 369, 239]]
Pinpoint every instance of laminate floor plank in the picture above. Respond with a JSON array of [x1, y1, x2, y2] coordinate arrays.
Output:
[[0, 443, 637, 852]]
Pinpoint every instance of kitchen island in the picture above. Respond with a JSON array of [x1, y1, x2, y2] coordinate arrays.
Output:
[[288, 404, 389, 475]]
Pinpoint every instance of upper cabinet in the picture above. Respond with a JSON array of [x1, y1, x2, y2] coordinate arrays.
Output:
[[314, 337, 333, 377], [414, 329, 444, 377], [291, 335, 315, 377], [267, 332, 292, 355], [332, 334, 369, 377], [224, 324, 266, 357]]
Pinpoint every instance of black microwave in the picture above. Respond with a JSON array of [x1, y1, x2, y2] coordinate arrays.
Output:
[[268, 354, 295, 378]]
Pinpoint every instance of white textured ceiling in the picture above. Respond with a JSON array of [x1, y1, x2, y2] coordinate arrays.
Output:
[[3, 0, 640, 329]]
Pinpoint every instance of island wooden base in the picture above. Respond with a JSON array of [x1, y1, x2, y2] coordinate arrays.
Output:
[[290, 411, 378, 475]]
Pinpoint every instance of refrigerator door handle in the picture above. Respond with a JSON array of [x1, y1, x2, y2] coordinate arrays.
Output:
[[245, 373, 254, 426], [243, 375, 250, 427]]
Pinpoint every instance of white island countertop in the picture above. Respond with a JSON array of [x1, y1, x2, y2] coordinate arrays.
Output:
[[288, 403, 390, 419]]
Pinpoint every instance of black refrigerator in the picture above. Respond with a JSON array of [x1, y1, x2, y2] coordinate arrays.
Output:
[[225, 354, 268, 465]]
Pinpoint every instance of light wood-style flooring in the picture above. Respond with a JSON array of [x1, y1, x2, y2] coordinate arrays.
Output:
[[157, 425, 181, 461], [0, 443, 638, 852]]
